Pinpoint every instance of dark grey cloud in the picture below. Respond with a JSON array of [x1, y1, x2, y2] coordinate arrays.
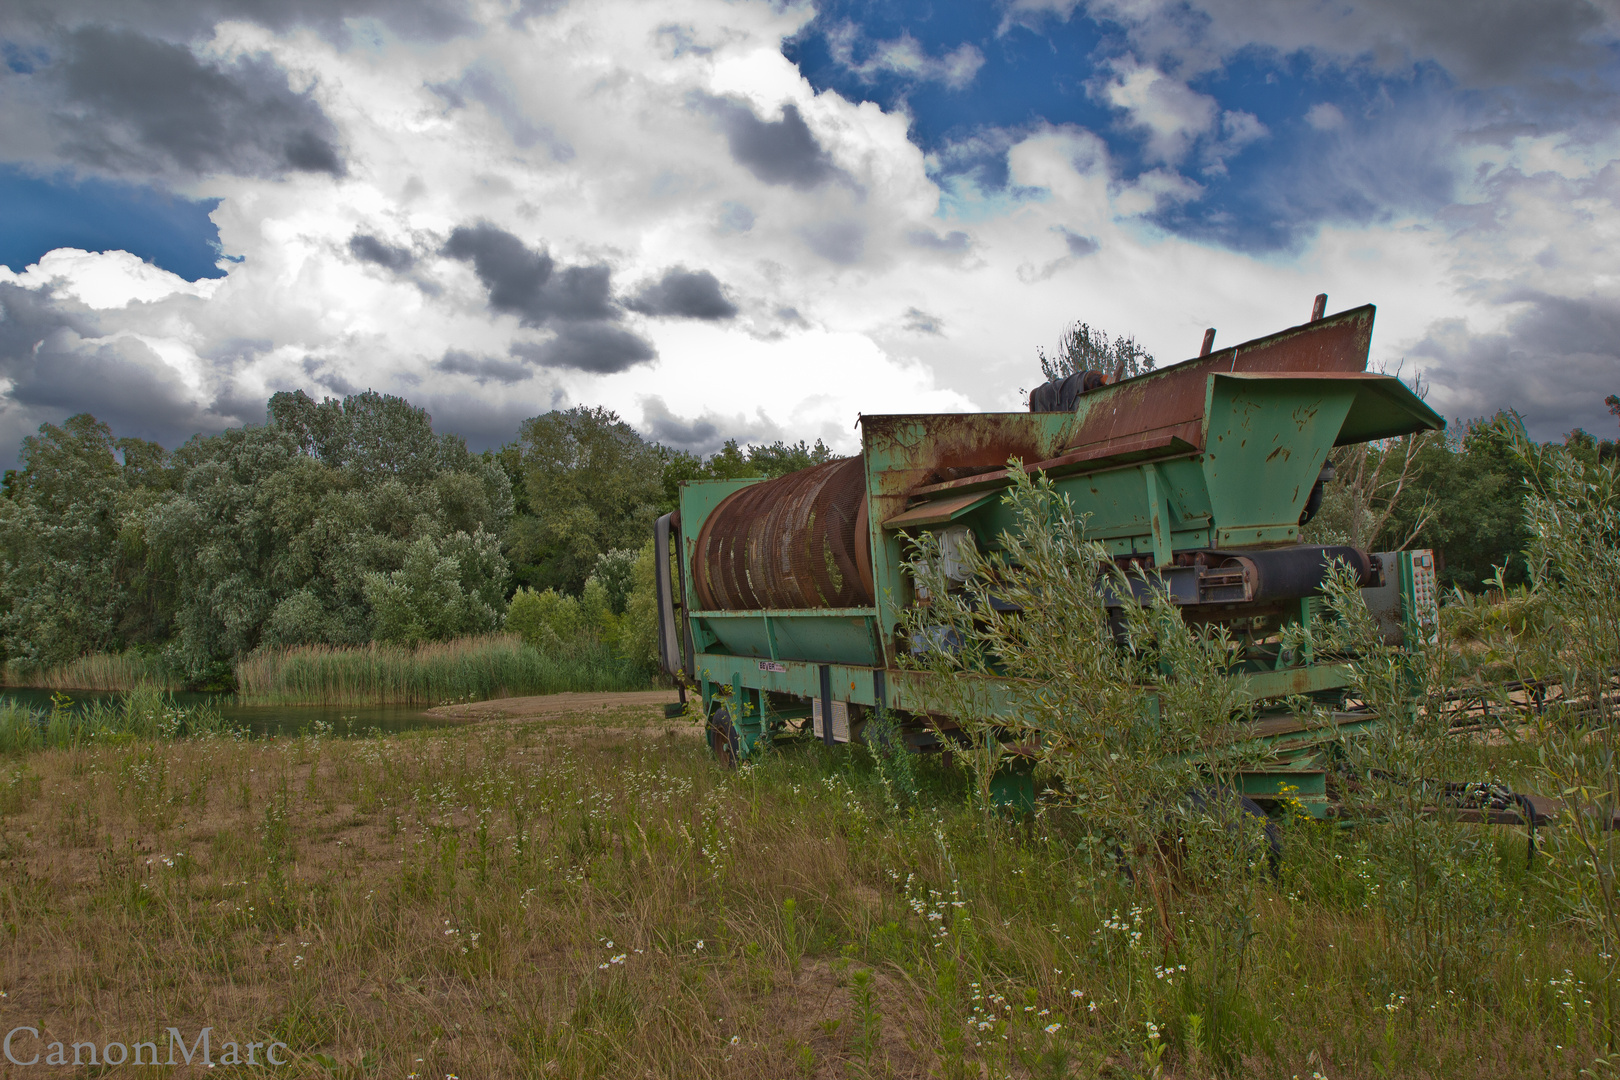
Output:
[[428, 66, 572, 160], [1293, 0, 1608, 88], [637, 395, 784, 454], [1058, 228, 1099, 257], [698, 96, 838, 189], [434, 349, 533, 385], [543, 265, 615, 321], [442, 223, 615, 325], [414, 384, 567, 454], [906, 228, 972, 253], [0, 283, 251, 465], [349, 234, 415, 272], [626, 267, 738, 320], [511, 324, 655, 374], [505, 0, 568, 30], [801, 219, 866, 264], [1054, 0, 1618, 98], [2, 0, 476, 46], [42, 27, 344, 180], [640, 395, 720, 449], [301, 357, 356, 396], [1414, 290, 1620, 442]]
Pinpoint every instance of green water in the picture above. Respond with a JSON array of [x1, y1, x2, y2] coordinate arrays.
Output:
[[0, 688, 450, 739]]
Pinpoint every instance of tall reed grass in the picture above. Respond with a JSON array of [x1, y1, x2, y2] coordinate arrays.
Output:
[[233, 634, 654, 706], [0, 685, 234, 754], [5, 651, 183, 691]]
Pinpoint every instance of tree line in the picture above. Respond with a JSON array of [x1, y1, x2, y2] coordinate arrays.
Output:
[[0, 390, 829, 685], [1, 379, 1612, 686], [1306, 410, 1618, 591]]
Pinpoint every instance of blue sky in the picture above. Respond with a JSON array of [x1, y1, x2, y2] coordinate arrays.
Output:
[[0, 0, 1616, 464], [786, 3, 1462, 249], [0, 167, 227, 279]]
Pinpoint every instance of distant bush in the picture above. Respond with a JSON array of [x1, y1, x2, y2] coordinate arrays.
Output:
[[506, 588, 588, 651], [504, 540, 659, 672]]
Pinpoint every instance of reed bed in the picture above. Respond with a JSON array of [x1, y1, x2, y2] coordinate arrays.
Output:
[[233, 634, 653, 706], [5, 650, 183, 691], [0, 684, 234, 754]]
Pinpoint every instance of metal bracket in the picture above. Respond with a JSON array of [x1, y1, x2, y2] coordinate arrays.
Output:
[[1143, 463, 1173, 567]]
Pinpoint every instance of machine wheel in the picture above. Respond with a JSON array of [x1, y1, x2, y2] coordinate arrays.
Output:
[[1236, 794, 1284, 874], [1165, 790, 1283, 878], [706, 706, 739, 767]]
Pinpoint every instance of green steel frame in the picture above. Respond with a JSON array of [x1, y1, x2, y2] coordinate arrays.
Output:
[[670, 310, 1445, 817]]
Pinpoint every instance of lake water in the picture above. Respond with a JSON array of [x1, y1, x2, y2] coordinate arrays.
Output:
[[0, 688, 451, 739]]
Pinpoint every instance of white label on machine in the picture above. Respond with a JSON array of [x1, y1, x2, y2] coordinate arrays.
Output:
[[813, 699, 849, 742], [937, 525, 975, 583]]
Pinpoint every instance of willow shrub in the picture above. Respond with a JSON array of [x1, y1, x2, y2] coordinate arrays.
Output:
[[1492, 423, 1620, 1052], [900, 463, 1277, 1072], [1306, 563, 1517, 995]]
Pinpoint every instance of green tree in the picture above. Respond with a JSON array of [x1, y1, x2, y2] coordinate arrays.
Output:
[[142, 392, 512, 676], [363, 529, 508, 645], [1385, 415, 1533, 590], [268, 389, 451, 484], [504, 407, 664, 595], [1037, 321, 1156, 383], [505, 586, 581, 651], [616, 540, 661, 672], [592, 548, 639, 615], [656, 438, 834, 513], [657, 448, 706, 512], [0, 415, 131, 667]]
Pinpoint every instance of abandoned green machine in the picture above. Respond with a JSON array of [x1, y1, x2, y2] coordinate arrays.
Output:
[[652, 299, 1448, 817]]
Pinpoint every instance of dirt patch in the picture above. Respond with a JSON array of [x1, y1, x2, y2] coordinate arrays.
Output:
[[425, 689, 681, 723]]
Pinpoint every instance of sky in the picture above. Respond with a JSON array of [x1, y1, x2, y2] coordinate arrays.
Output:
[[0, 0, 1617, 468]]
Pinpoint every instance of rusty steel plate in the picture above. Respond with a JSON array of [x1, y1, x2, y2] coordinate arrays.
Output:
[[1065, 304, 1376, 456], [693, 457, 876, 610]]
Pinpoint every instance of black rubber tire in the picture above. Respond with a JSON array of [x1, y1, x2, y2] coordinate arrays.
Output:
[[1237, 793, 1284, 876], [706, 706, 739, 767], [1181, 789, 1284, 874]]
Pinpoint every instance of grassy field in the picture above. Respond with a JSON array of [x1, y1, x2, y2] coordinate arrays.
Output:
[[0, 697, 1604, 1079]]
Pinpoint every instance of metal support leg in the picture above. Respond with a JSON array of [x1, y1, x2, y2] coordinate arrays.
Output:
[[819, 665, 834, 747]]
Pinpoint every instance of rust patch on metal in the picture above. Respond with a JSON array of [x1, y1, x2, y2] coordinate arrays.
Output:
[[692, 457, 875, 610], [859, 413, 1073, 530]]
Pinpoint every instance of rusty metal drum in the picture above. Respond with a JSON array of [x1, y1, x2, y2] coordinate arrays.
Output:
[[692, 457, 875, 611]]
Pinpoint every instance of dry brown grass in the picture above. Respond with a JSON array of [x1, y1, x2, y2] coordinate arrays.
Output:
[[0, 698, 1604, 1079]]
